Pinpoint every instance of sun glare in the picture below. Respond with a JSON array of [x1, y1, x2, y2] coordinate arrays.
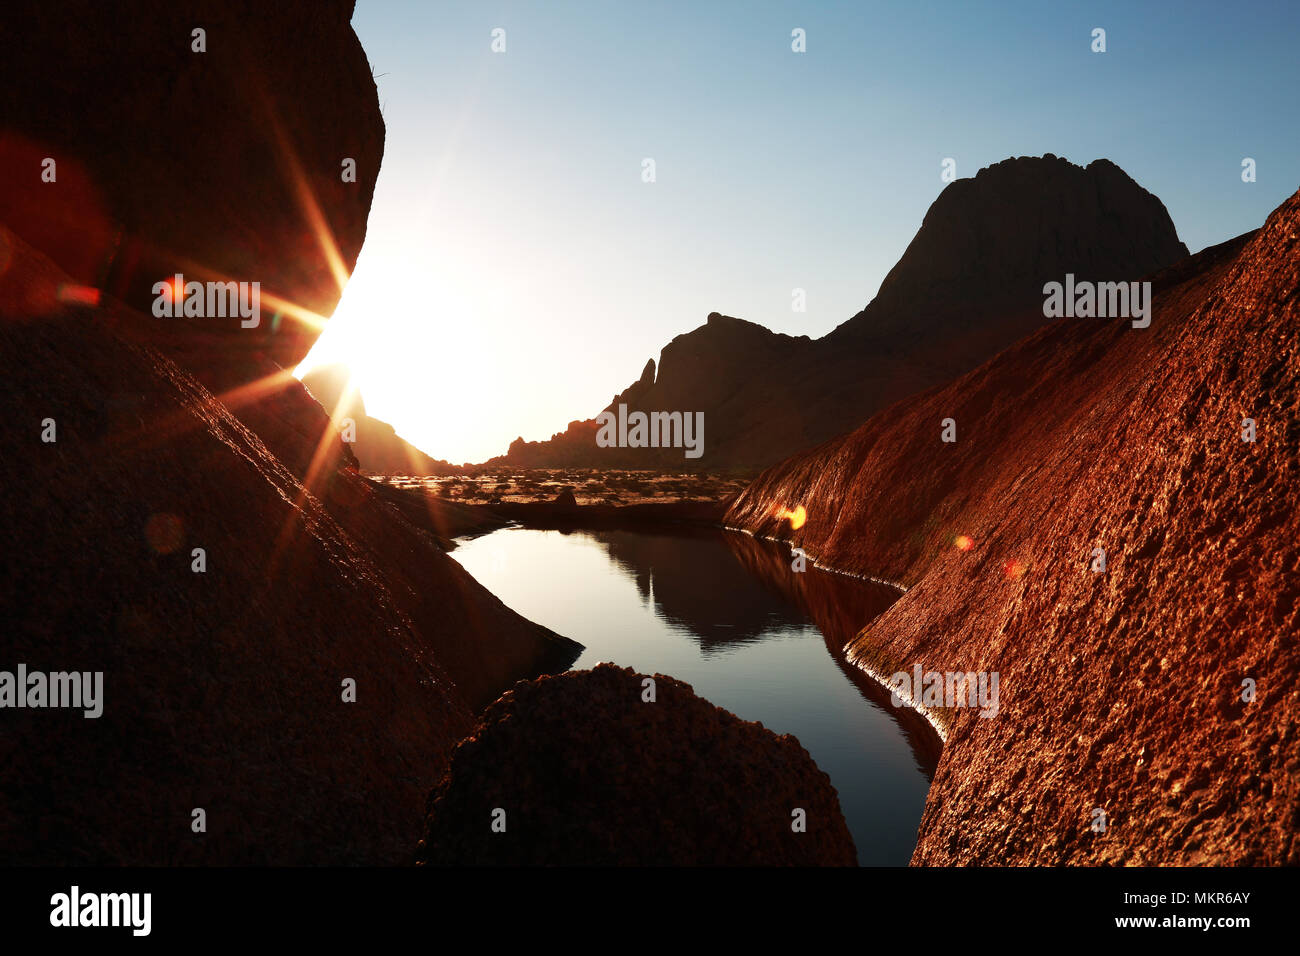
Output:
[[295, 241, 496, 462]]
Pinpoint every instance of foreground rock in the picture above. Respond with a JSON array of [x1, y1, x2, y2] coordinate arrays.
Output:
[[0, 0, 382, 377], [417, 664, 857, 865], [725, 191, 1300, 864], [490, 156, 1189, 472], [0, 230, 579, 864], [0, 2, 582, 864]]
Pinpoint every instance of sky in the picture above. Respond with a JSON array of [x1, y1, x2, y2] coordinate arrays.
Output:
[[298, 0, 1300, 464]]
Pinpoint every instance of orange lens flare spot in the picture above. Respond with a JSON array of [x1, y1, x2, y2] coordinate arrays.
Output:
[[1003, 559, 1027, 579], [159, 276, 184, 304], [955, 535, 974, 551], [776, 504, 807, 530], [56, 283, 101, 307]]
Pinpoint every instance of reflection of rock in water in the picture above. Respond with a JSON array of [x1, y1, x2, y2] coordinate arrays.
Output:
[[723, 531, 942, 779], [723, 532, 899, 647], [593, 526, 807, 649], [588, 525, 941, 779]]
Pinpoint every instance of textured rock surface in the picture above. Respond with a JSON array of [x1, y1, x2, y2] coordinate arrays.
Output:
[[725, 191, 1300, 864], [0, 0, 383, 377], [492, 156, 1189, 472], [416, 664, 857, 865]]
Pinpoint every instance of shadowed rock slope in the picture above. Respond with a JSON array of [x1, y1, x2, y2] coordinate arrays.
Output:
[[0, 0, 382, 377], [0, 0, 582, 864], [493, 155, 1189, 472], [725, 191, 1300, 864], [416, 664, 857, 866], [0, 0, 403, 494], [0, 229, 579, 864]]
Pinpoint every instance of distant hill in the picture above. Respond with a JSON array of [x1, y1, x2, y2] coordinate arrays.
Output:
[[486, 155, 1189, 472]]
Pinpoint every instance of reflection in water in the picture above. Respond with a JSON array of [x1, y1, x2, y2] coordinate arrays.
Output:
[[721, 530, 943, 771], [601, 527, 809, 649], [451, 525, 940, 866]]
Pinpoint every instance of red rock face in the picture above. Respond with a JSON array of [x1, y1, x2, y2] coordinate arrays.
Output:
[[491, 156, 1190, 472], [0, 0, 383, 377], [416, 664, 858, 866], [725, 191, 1300, 864]]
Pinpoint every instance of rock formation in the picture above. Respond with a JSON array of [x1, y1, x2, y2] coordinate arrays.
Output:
[[0, 0, 382, 377], [488, 156, 1190, 472], [724, 190, 1300, 864], [0, 2, 580, 865], [416, 664, 858, 865]]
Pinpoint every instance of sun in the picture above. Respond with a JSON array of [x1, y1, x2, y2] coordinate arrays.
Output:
[[295, 240, 489, 462]]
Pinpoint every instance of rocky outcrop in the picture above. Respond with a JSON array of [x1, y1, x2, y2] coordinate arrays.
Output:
[[826, 155, 1189, 350], [489, 312, 817, 469], [619, 357, 659, 408], [302, 364, 459, 475], [490, 156, 1190, 472], [0, 0, 382, 378], [416, 664, 857, 865], [0, 228, 580, 864], [0, 3, 582, 865], [724, 191, 1300, 864], [0, 0, 399, 490]]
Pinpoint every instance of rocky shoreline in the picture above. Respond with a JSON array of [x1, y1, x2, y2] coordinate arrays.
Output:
[[724, 197, 1300, 865]]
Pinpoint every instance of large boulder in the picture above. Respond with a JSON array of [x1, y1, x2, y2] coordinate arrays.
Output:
[[0, 228, 580, 864], [0, 3, 583, 865], [417, 664, 858, 865], [0, 0, 384, 380]]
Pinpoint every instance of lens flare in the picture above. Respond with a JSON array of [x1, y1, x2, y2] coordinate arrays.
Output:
[[158, 275, 184, 305], [955, 535, 974, 551], [776, 504, 807, 530], [57, 283, 101, 307]]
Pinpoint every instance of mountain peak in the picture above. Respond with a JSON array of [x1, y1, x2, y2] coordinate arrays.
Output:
[[833, 154, 1189, 343], [491, 155, 1196, 471]]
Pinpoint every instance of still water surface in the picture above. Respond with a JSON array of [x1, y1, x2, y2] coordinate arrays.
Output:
[[451, 524, 938, 865]]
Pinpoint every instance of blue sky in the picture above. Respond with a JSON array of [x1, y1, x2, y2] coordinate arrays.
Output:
[[301, 0, 1299, 464]]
